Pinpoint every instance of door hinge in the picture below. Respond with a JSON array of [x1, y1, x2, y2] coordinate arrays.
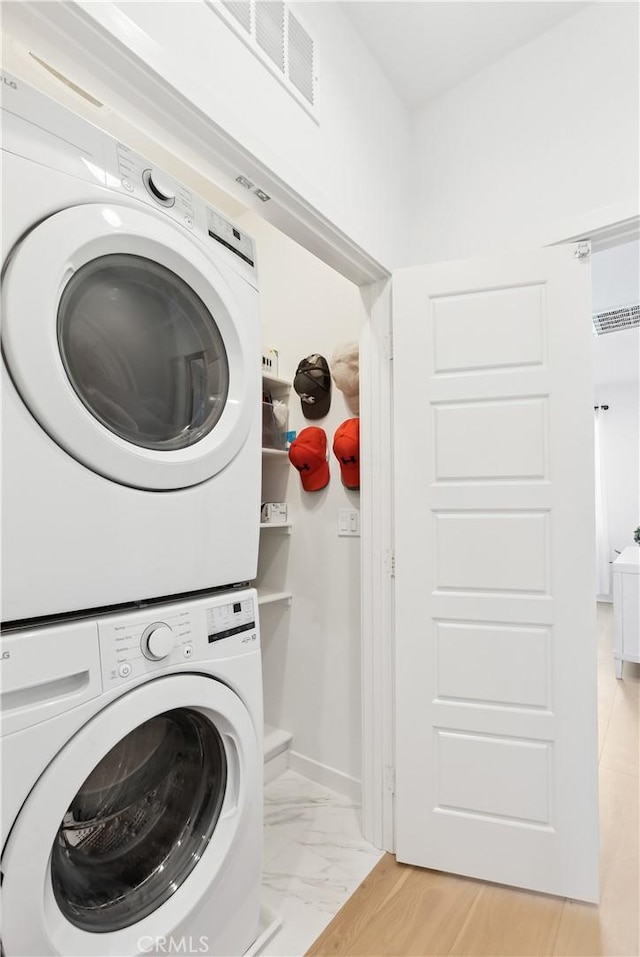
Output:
[[383, 333, 393, 360], [385, 765, 396, 794], [384, 548, 395, 577], [574, 241, 591, 260]]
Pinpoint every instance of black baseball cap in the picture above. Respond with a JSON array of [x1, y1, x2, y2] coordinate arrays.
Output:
[[293, 354, 332, 420]]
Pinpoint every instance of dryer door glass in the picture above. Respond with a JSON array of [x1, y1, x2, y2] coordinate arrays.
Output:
[[57, 254, 230, 451], [50, 708, 227, 932]]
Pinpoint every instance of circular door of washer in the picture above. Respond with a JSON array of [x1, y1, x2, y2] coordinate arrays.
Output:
[[1, 204, 256, 489], [1, 675, 260, 957]]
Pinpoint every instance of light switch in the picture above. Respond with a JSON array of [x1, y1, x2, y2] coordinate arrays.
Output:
[[338, 509, 360, 537]]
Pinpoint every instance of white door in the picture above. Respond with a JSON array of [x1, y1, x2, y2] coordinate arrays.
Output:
[[393, 244, 599, 901]]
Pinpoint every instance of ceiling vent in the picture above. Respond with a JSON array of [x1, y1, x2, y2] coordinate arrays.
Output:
[[593, 303, 640, 336], [255, 1, 285, 72], [288, 11, 314, 105], [221, 1, 251, 32], [211, 1, 316, 115]]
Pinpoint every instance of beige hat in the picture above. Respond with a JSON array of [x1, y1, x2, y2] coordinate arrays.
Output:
[[331, 342, 359, 415]]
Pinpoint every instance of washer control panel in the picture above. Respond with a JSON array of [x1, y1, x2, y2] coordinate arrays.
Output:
[[207, 597, 255, 643], [98, 590, 258, 688]]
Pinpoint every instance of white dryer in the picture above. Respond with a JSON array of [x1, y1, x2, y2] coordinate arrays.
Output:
[[1, 588, 263, 957], [1, 75, 261, 623]]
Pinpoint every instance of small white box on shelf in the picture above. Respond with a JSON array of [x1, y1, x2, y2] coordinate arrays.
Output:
[[261, 503, 288, 524]]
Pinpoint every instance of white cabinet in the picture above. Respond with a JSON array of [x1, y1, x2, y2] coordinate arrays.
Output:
[[258, 373, 293, 607], [612, 546, 640, 678]]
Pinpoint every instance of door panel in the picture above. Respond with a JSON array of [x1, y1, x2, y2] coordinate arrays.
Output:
[[393, 245, 599, 901]]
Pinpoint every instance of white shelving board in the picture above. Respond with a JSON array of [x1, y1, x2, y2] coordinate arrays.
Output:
[[263, 723, 293, 762], [261, 447, 289, 458], [260, 522, 292, 533], [258, 590, 293, 607], [262, 372, 292, 392]]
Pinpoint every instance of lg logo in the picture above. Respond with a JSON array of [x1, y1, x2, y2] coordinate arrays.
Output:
[[1, 76, 18, 90], [1, 652, 11, 660]]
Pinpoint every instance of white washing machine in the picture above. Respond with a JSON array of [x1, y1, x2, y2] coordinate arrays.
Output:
[[1, 588, 263, 957], [1, 74, 261, 623]]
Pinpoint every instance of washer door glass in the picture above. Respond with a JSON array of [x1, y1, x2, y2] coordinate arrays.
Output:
[[57, 254, 230, 451], [50, 708, 227, 932]]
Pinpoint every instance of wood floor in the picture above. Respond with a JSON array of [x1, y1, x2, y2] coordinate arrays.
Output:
[[307, 605, 639, 957]]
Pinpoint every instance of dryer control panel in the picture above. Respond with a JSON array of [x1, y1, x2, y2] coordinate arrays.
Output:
[[115, 142, 256, 272], [98, 589, 258, 689], [0, 73, 257, 287]]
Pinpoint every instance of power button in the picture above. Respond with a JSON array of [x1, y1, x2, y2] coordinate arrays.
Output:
[[118, 662, 132, 678]]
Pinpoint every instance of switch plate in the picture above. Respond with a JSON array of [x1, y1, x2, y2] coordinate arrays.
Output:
[[338, 509, 360, 537]]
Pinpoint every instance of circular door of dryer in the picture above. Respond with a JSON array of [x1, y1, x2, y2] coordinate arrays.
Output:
[[1, 675, 260, 957], [1, 204, 257, 489]]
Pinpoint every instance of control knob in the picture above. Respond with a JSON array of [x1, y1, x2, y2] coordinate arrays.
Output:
[[141, 622, 175, 660], [143, 169, 176, 207]]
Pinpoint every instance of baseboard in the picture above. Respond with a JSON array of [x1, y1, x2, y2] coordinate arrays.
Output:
[[288, 750, 361, 802]]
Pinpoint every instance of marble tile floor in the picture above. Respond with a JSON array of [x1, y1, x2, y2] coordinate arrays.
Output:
[[260, 770, 384, 957]]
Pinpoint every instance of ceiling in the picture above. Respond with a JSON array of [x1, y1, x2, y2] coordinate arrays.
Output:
[[340, 2, 590, 110]]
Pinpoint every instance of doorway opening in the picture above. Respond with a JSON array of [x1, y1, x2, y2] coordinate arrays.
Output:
[[590, 236, 639, 936], [230, 209, 384, 953]]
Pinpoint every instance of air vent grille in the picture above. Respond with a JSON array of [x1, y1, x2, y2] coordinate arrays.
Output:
[[255, 1, 285, 72], [288, 12, 314, 105], [593, 303, 640, 335], [221, 1, 251, 32], [209, 1, 316, 115]]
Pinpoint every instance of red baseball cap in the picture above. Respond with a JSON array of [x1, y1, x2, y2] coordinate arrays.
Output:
[[333, 418, 360, 490], [288, 427, 330, 492]]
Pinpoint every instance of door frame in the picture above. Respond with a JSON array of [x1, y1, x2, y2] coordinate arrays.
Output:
[[359, 209, 640, 851]]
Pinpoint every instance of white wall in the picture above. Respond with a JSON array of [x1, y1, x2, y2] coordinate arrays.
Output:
[[6, 0, 411, 271], [410, 3, 640, 264], [595, 378, 640, 567], [592, 240, 640, 315], [242, 210, 366, 788]]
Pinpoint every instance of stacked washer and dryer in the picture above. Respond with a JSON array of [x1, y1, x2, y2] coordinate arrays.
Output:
[[1, 75, 265, 957]]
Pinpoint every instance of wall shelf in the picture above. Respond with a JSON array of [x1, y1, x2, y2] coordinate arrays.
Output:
[[262, 372, 292, 392], [262, 447, 289, 458], [263, 723, 293, 762], [260, 522, 292, 533], [258, 590, 293, 607], [263, 723, 293, 783]]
